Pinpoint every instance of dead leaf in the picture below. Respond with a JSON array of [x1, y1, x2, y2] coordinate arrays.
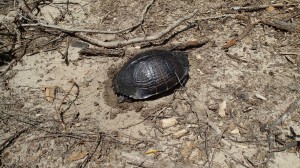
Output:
[[266, 6, 275, 12], [67, 151, 89, 161], [255, 93, 267, 100]]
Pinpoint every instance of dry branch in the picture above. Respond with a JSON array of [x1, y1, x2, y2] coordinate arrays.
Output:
[[75, 9, 199, 48], [261, 20, 300, 32], [21, 0, 155, 34], [79, 38, 208, 57]]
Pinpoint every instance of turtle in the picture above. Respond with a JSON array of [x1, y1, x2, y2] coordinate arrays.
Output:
[[113, 50, 189, 102]]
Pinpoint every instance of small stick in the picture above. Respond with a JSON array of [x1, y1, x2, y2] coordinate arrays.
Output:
[[161, 38, 209, 51], [269, 98, 300, 129], [280, 52, 299, 56], [56, 79, 77, 127], [270, 141, 298, 152], [260, 20, 300, 32], [79, 48, 125, 57], [209, 148, 216, 168], [122, 152, 155, 168], [204, 126, 210, 164], [59, 37, 70, 66], [230, 4, 288, 12], [225, 53, 248, 63], [27, 47, 59, 56]]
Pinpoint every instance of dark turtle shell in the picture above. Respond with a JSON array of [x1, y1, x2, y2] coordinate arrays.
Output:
[[113, 50, 189, 100]]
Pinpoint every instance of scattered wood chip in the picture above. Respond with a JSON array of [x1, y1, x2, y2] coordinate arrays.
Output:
[[43, 86, 56, 102], [218, 100, 227, 117], [173, 129, 189, 139], [35, 114, 42, 117], [255, 93, 267, 101], [160, 117, 178, 128], [266, 6, 275, 12], [221, 139, 232, 147], [230, 127, 240, 134], [235, 144, 248, 149], [67, 151, 89, 161]]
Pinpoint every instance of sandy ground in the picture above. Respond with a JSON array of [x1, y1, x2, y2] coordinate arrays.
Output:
[[1, 0, 300, 167]]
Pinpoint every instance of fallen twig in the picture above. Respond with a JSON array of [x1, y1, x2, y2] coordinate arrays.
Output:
[[75, 9, 199, 48], [79, 48, 125, 57], [230, 4, 290, 12], [225, 53, 248, 63], [269, 98, 300, 130], [271, 141, 298, 152], [260, 20, 300, 32], [245, 156, 269, 167], [157, 38, 209, 51], [270, 127, 300, 152], [21, 0, 155, 34], [27, 47, 60, 56], [59, 37, 70, 66]]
